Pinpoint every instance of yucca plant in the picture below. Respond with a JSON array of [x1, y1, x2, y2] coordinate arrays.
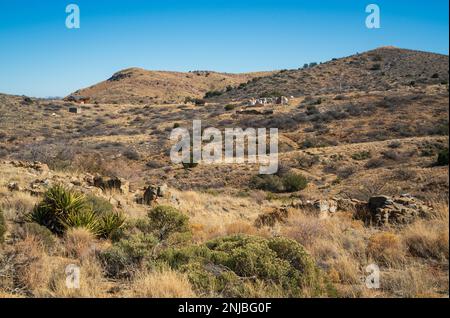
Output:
[[30, 185, 87, 235], [29, 184, 126, 239], [61, 209, 102, 237], [98, 211, 126, 239]]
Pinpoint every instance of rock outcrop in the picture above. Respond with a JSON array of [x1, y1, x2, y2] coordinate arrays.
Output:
[[364, 194, 431, 226], [93, 176, 129, 194]]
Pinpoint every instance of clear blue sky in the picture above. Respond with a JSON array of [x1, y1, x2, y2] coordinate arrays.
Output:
[[0, 0, 448, 97]]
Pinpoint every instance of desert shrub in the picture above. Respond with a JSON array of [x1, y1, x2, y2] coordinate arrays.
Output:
[[381, 150, 402, 161], [296, 154, 320, 168], [224, 104, 235, 111], [0, 209, 6, 243], [351, 151, 372, 161], [14, 223, 56, 251], [148, 206, 190, 241], [194, 99, 206, 106], [204, 90, 223, 98], [159, 235, 334, 297], [123, 149, 140, 161], [100, 233, 158, 278], [364, 158, 385, 169], [29, 185, 125, 238], [250, 175, 284, 193], [282, 173, 308, 192], [337, 166, 356, 179], [251, 173, 308, 193], [392, 168, 417, 181], [306, 105, 320, 115], [388, 141, 402, 149], [85, 195, 113, 216], [436, 148, 449, 166], [370, 63, 381, 71]]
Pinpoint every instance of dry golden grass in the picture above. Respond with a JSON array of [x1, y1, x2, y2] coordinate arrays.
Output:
[[126, 268, 196, 298], [64, 227, 97, 260], [367, 232, 406, 267]]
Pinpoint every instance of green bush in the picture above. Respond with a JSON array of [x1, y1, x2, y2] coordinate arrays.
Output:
[[148, 206, 190, 241], [282, 173, 308, 192], [436, 148, 449, 166], [0, 209, 6, 243], [250, 175, 285, 193], [85, 195, 114, 215], [15, 223, 56, 251], [99, 233, 158, 278], [251, 173, 308, 193], [29, 185, 125, 238], [204, 90, 223, 98], [224, 104, 235, 111], [159, 235, 334, 297], [351, 151, 372, 161]]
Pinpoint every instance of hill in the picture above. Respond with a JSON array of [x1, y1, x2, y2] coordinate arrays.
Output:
[[212, 47, 449, 101], [69, 68, 273, 104]]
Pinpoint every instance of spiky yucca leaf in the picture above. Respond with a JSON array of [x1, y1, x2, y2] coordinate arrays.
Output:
[[99, 211, 126, 239], [61, 209, 102, 237], [30, 185, 87, 235]]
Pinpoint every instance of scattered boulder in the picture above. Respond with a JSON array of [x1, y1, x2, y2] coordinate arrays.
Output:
[[142, 184, 169, 205], [363, 194, 431, 226], [10, 161, 49, 173], [292, 199, 338, 219], [93, 176, 129, 194], [7, 182, 21, 192], [275, 96, 289, 105]]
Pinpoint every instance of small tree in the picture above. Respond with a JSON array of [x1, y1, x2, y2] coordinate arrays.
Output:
[[148, 206, 190, 241]]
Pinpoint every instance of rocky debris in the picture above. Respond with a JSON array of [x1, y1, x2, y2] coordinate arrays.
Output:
[[363, 194, 431, 226], [291, 199, 337, 219], [141, 184, 169, 205], [93, 176, 129, 194], [7, 182, 21, 192], [9, 161, 49, 173], [275, 96, 289, 105], [289, 194, 431, 225], [248, 96, 290, 106]]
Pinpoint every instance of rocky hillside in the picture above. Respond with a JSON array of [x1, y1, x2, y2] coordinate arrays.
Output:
[[212, 47, 449, 101], [69, 68, 273, 105]]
